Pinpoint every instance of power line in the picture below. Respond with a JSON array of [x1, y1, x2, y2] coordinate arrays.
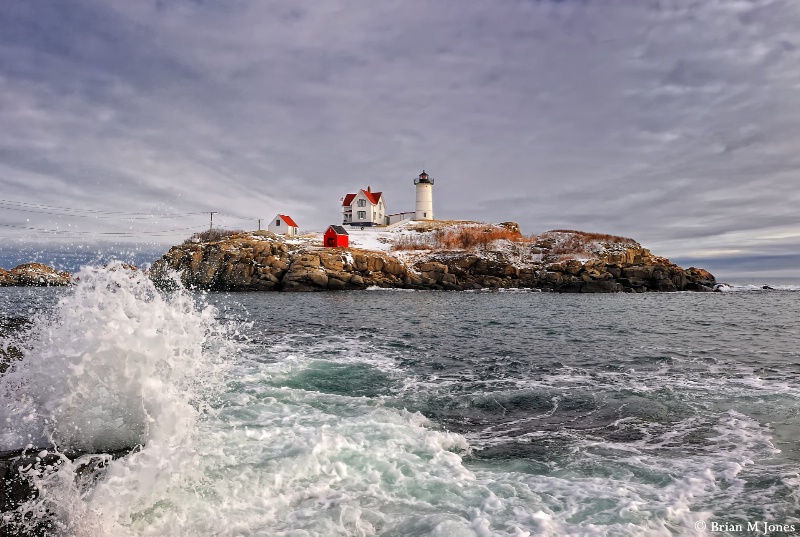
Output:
[[0, 198, 205, 218], [0, 203, 204, 220], [217, 212, 259, 221], [0, 222, 206, 237], [0, 198, 267, 240], [0, 198, 262, 223]]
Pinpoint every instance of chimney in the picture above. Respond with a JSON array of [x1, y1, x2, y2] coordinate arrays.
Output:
[[367, 186, 371, 192]]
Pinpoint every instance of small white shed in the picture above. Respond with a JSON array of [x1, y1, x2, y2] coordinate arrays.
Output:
[[268, 214, 299, 236]]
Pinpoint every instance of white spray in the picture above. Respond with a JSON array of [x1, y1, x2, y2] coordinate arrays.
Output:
[[0, 264, 230, 534]]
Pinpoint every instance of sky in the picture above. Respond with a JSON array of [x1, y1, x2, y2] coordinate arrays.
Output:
[[1, 0, 798, 277]]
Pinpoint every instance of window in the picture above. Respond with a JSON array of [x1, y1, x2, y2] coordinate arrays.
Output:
[[357, 199, 366, 207], [358, 211, 366, 219], [276, 219, 281, 226], [423, 212, 427, 218]]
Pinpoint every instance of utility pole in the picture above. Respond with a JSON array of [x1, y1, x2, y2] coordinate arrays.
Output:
[[209, 211, 217, 231]]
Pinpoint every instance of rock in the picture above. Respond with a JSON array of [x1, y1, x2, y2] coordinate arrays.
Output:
[[582, 280, 625, 293], [498, 221, 521, 234], [282, 266, 329, 290], [583, 268, 606, 279], [293, 254, 321, 269], [368, 256, 384, 272], [0, 264, 71, 287], [622, 266, 653, 280], [268, 257, 289, 271], [543, 271, 563, 284], [561, 280, 584, 293], [653, 279, 677, 292], [564, 259, 583, 275], [448, 255, 479, 271], [687, 267, 716, 287], [352, 254, 369, 272], [319, 252, 344, 271], [481, 276, 504, 288], [382, 258, 404, 275], [685, 283, 713, 292], [404, 272, 424, 289], [308, 270, 329, 288], [416, 262, 448, 274], [440, 273, 458, 286], [326, 277, 346, 290], [0, 316, 29, 375], [1, 446, 134, 535]]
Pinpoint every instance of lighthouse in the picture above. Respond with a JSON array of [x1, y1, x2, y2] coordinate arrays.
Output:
[[414, 170, 434, 220]]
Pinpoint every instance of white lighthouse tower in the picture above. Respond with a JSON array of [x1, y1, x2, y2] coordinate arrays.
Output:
[[414, 170, 434, 220]]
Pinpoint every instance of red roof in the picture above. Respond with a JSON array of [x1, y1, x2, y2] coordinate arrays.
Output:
[[341, 189, 382, 206], [278, 214, 298, 227], [362, 189, 382, 205]]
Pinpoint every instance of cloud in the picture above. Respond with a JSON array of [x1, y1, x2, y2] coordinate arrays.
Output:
[[0, 0, 799, 274]]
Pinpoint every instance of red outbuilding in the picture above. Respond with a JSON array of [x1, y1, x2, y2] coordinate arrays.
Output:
[[324, 225, 349, 248]]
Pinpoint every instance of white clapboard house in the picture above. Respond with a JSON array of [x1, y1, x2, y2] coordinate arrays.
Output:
[[341, 186, 386, 227], [267, 214, 299, 236]]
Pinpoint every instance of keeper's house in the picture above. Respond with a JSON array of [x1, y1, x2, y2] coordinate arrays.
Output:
[[341, 186, 385, 227]]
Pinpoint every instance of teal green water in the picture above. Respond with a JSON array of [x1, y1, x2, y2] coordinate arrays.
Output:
[[206, 286, 800, 534]]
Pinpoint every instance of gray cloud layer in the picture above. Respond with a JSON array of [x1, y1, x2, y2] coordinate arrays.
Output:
[[1, 0, 799, 276]]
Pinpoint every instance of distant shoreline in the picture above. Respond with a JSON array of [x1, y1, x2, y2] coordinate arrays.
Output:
[[0, 223, 727, 293]]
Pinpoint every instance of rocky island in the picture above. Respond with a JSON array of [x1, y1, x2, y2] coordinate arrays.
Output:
[[150, 221, 716, 293], [0, 263, 71, 287]]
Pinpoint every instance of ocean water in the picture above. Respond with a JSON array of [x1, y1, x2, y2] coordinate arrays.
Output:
[[1, 268, 799, 536]]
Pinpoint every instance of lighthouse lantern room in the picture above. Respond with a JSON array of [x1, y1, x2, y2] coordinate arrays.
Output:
[[413, 170, 434, 221]]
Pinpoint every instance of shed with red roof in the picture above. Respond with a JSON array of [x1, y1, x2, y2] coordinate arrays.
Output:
[[268, 214, 299, 236], [324, 225, 349, 248]]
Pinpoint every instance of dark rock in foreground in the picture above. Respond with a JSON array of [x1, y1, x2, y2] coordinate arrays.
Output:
[[0, 316, 31, 375], [150, 228, 715, 293], [0, 446, 134, 536]]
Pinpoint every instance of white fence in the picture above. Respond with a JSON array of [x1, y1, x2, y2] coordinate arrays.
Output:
[[344, 217, 413, 232]]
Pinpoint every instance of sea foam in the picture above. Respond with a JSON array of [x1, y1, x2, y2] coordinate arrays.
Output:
[[0, 264, 230, 534]]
